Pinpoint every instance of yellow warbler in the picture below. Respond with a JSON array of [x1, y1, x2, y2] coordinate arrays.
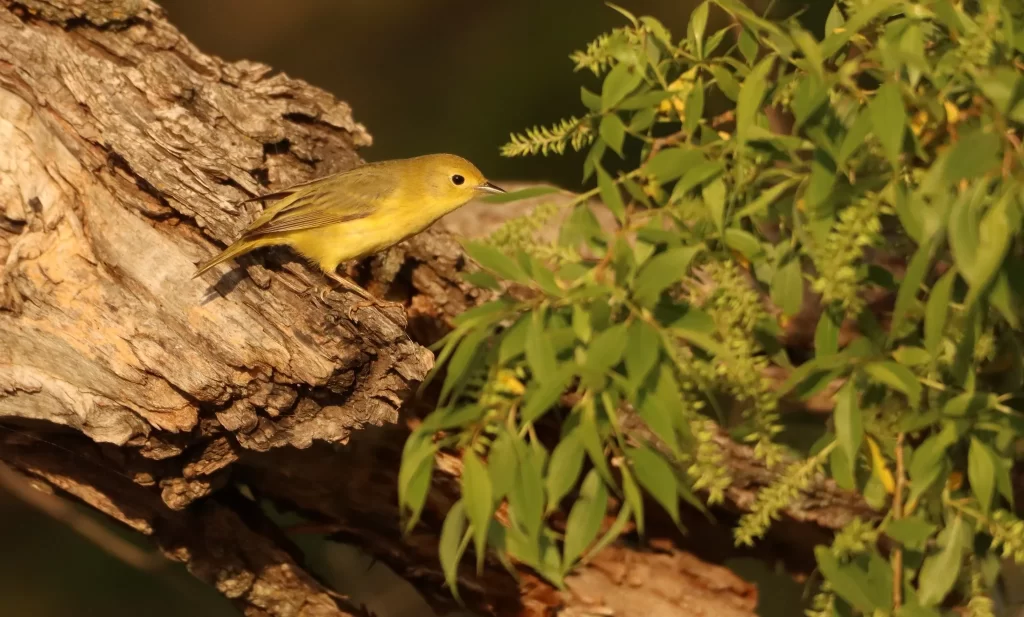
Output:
[[193, 153, 504, 305]]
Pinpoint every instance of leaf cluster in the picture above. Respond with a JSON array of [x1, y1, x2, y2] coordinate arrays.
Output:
[[401, 0, 1024, 611]]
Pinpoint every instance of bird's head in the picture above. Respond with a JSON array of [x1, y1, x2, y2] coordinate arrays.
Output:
[[415, 153, 505, 208]]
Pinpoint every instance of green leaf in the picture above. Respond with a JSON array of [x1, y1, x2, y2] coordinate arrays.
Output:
[[820, 0, 901, 57], [644, 148, 705, 183], [620, 465, 645, 534], [584, 502, 634, 563], [824, 2, 845, 33], [440, 326, 490, 403], [586, 323, 629, 375], [997, 453, 1015, 509], [581, 400, 615, 486], [893, 346, 931, 367], [606, 2, 638, 26], [890, 240, 933, 339], [625, 320, 661, 391], [777, 353, 852, 397], [924, 268, 956, 355], [619, 89, 673, 110], [805, 150, 837, 213], [709, 65, 740, 101], [815, 310, 840, 356], [885, 516, 937, 550], [628, 446, 680, 524], [814, 547, 883, 613], [702, 178, 726, 230], [596, 165, 626, 223], [583, 140, 605, 183], [723, 229, 763, 263], [734, 178, 797, 219], [968, 438, 997, 515], [917, 515, 966, 606], [509, 440, 545, 540], [770, 256, 804, 317], [946, 192, 980, 285], [599, 114, 627, 157], [830, 445, 856, 490], [546, 428, 585, 512], [942, 392, 990, 418], [602, 62, 644, 110], [951, 307, 980, 389], [462, 452, 494, 573], [869, 83, 905, 168], [834, 381, 863, 464], [736, 55, 775, 142], [522, 366, 572, 425], [638, 365, 683, 457], [462, 270, 500, 290], [976, 66, 1023, 114], [581, 86, 601, 111], [498, 315, 530, 364], [790, 27, 823, 77], [685, 77, 705, 133], [488, 432, 517, 500], [908, 427, 956, 505], [688, 1, 710, 59], [896, 604, 942, 617], [562, 470, 609, 568], [399, 435, 437, 533], [945, 130, 1003, 186], [640, 16, 672, 46], [439, 500, 469, 599], [628, 107, 657, 132], [572, 303, 593, 343], [863, 361, 922, 407], [837, 108, 873, 169], [991, 258, 1024, 329], [464, 241, 528, 282], [526, 310, 558, 382], [671, 160, 725, 200], [632, 246, 702, 307], [738, 26, 758, 65], [964, 191, 1016, 312], [482, 185, 561, 204]]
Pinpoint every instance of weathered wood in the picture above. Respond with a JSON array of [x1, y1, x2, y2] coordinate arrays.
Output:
[[0, 1, 871, 616]]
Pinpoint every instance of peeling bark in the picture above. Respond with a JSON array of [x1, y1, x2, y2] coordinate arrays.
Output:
[[0, 1, 872, 616]]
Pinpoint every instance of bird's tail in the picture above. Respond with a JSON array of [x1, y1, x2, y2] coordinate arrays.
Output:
[[192, 237, 273, 279]]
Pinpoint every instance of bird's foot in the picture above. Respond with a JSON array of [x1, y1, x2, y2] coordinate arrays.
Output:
[[295, 284, 333, 310]]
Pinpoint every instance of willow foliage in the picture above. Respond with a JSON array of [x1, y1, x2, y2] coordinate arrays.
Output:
[[401, 1, 1024, 613]]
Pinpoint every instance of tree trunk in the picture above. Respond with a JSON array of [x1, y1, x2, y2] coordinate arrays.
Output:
[[0, 2, 872, 616]]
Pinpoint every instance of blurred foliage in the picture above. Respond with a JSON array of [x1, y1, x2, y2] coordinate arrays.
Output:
[[161, 0, 827, 190], [400, 1, 1024, 615], [0, 490, 232, 617]]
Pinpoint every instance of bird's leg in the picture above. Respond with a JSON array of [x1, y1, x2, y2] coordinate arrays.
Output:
[[325, 272, 405, 321]]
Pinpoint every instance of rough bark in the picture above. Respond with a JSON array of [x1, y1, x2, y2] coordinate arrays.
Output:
[[0, 1, 872, 616]]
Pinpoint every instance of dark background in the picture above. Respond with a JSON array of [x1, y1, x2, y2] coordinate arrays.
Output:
[[0, 1, 823, 615]]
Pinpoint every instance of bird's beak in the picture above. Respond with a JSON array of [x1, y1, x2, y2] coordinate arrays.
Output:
[[476, 181, 506, 195]]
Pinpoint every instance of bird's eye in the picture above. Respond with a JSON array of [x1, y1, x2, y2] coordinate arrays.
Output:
[[451, 174, 465, 186]]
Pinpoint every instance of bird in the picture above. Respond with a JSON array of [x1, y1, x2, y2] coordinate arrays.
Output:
[[193, 153, 505, 314]]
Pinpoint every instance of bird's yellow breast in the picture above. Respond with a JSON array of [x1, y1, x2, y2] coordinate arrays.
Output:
[[288, 187, 469, 272]]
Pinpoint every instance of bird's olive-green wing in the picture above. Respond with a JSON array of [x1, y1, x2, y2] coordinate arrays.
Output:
[[237, 173, 330, 206], [240, 164, 397, 238]]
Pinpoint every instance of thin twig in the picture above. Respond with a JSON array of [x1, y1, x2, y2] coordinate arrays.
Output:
[[0, 463, 166, 573]]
